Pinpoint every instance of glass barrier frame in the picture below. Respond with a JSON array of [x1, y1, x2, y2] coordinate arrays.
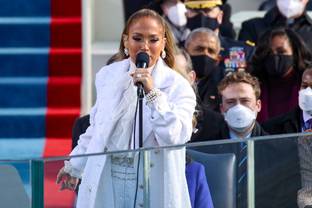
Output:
[[2, 132, 312, 208]]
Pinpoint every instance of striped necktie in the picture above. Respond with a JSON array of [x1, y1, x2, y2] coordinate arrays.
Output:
[[304, 118, 312, 131], [237, 142, 248, 207]]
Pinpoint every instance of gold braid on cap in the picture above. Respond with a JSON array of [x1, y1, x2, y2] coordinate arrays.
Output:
[[185, 0, 222, 9]]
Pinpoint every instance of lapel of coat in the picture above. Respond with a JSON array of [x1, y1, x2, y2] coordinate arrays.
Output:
[[152, 58, 174, 90], [101, 59, 135, 119], [94, 59, 136, 145]]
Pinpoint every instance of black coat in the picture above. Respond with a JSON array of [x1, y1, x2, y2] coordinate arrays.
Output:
[[72, 114, 90, 149], [262, 106, 302, 134], [238, 7, 312, 49], [191, 109, 226, 142], [196, 69, 223, 112]]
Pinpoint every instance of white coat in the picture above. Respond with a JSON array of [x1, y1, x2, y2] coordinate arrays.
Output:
[[67, 58, 196, 208]]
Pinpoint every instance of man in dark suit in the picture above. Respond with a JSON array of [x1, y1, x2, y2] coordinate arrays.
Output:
[[192, 71, 265, 142], [192, 71, 301, 208], [184, 28, 223, 112], [184, 0, 255, 74], [191, 71, 264, 207]]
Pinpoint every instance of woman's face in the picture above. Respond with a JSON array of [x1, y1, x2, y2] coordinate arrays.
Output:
[[264, 34, 295, 78], [270, 35, 293, 56], [123, 17, 166, 67]]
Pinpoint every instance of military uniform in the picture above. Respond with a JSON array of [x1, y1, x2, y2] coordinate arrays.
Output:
[[238, 7, 312, 49], [219, 36, 255, 74]]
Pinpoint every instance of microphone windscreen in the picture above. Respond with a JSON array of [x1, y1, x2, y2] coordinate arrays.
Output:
[[135, 52, 149, 68]]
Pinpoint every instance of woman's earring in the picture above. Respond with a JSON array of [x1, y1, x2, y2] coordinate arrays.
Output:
[[161, 50, 166, 59], [124, 48, 129, 56]]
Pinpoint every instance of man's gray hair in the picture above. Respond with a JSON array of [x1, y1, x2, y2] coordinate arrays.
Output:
[[184, 27, 221, 52]]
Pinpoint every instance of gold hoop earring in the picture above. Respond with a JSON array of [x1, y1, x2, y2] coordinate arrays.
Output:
[[124, 48, 129, 56], [161, 50, 166, 59]]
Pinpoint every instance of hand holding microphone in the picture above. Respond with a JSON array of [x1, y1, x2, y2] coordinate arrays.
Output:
[[131, 52, 154, 94]]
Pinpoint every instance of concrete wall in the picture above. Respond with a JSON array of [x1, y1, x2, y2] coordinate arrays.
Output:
[[230, 0, 264, 13], [92, 0, 124, 42]]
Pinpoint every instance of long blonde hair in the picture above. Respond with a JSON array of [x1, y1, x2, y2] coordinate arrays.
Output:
[[118, 9, 177, 68]]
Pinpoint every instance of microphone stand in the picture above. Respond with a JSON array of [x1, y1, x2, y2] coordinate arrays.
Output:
[[137, 84, 144, 148], [137, 83, 151, 207]]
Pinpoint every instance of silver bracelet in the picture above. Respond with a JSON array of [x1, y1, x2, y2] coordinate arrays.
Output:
[[145, 88, 161, 104]]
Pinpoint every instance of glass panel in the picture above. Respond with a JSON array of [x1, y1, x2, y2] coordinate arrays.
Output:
[[3, 133, 312, 208], [253, 133, 312, 208], [28, 139, 252, 208], [186, 140, 247, 208], [0, 160, 31, 208], [42, 150, 148, 208]]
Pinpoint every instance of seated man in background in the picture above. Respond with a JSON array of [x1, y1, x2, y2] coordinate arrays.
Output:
[[174, 47, 225, 143], [184, 0, 255, 74], [218, 72, 300, 208], [258, 0, 312, 11], [193, 71, 266, 208], [191, 71, 265, 142], [185, 27, 223, 111], [192, 71, 300, 208], [217, 71, 264, 140]]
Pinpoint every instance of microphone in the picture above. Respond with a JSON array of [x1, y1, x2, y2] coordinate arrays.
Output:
[[135, 52, 149, 89], [135, 52, 149, 69]]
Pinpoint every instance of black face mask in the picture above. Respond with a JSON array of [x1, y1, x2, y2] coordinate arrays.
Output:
[[191, 55, 218, 79], [264, 54, 294, 77], [187, 14, 219, 31]]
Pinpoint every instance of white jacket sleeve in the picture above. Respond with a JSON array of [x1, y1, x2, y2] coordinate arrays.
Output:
[[64, 102, 97, 178], [148, 82, 196, 146]]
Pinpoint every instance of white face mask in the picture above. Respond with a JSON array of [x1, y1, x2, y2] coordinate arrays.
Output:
[[277, 0, 305, 19], [167, 2, 187, 27], [224, 104, 257, 133], [299, 87, 312, 114]]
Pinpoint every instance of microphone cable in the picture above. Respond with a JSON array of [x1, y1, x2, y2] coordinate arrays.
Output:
[[133, 96, 141, 208]]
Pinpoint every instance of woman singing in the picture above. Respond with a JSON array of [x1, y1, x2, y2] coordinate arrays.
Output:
[[56, 9, 196, 208]]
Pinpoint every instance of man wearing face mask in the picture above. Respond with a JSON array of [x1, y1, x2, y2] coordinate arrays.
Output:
[[239, 0, 312, 49], [185, 28, 223, 111], [192, 71, 301, 208], [192, 71, 265, 208], [184, 0, 255, 74], [147, 0, 191, 46], [258, 0, 312, 11], [217, 71, 265, 141], [191, 71, 265, 153]]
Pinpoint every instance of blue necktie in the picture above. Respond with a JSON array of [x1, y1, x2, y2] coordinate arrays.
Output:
[[237, 142, 248, 208], [237, 143, 247, 184], [304, 119, 312, 131]]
